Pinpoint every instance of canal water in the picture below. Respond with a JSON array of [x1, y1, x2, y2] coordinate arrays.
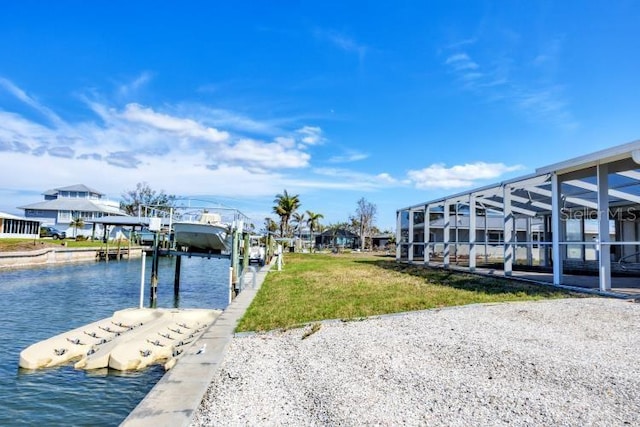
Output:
[[0, 256, 231, 426]]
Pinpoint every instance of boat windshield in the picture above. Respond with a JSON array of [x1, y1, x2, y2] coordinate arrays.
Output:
[[199, 213, 222, 224]]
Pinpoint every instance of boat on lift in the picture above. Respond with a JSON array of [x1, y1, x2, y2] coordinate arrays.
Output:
[[173, 212, 232, 253]]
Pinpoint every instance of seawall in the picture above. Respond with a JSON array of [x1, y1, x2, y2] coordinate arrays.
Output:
[[0, 246, 144, 269]]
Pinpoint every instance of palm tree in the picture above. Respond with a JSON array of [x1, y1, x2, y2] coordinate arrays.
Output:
[[291, 212, 306, 238], [264, 217, 278, 235], [306, 210, 324, 252], [272, 190, 301, 237], [291, 212, 306, 252], [70, 216, 85, 239]]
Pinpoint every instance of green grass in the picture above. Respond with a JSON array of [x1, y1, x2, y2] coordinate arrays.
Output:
[[236, 252, 579, 332], [0, 238, 133, 251]]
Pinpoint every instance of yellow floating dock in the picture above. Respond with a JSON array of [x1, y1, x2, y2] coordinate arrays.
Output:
[[19, 308, 220, 371]]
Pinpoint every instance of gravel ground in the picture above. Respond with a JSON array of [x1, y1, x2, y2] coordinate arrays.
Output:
[[191, 298, 640, 426]]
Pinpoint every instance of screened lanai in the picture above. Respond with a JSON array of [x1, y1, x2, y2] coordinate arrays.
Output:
[[396, 139, 640, 295]]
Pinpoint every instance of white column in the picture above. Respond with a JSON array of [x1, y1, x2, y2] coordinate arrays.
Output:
[[424, 205, 430, 265], [469, 194, 476, 272], [597, 163, 611, 291], [443, 201, 450, 268], [454, 203, 459, 263], [395, 210, 402, 260], [408, 209, 414, 263], [551, 173, 563, 285], [503, 186, 513, 276], [484, 208, 489, 264], [526, 217, 533, 266]]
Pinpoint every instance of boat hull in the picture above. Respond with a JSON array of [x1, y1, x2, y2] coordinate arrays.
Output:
[[173, 222, 231, 253]]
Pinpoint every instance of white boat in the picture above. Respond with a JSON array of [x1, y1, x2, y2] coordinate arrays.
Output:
[[19, 308, 221, 371], [173, 212, 232, 253]]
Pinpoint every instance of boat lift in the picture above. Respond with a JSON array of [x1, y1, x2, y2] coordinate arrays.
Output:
[[142, 206, 275, 307]]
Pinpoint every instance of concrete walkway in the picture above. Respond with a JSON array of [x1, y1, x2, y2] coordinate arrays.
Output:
[[121, 262, 272, 427], [437, 263, 640, 298]]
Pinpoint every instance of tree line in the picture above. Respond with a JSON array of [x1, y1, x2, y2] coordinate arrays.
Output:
[[269, 189, 388, 251]]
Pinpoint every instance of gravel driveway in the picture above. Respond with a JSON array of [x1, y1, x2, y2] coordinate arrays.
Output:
[[192, 298, 640, 426]]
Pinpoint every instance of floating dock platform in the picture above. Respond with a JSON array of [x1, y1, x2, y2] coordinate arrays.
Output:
[[19, 308, 221, 371]]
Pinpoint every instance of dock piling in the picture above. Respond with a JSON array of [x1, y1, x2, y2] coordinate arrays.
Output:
[[174, 255, 182, 297], [139, 253, 146, 308], [150, 232, 159, 306]]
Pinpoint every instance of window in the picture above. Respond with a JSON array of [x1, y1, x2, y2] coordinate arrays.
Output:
[[488, 232, 503, 243]]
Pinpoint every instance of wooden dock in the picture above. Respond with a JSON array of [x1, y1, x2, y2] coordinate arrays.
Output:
[[96, 247, 131, 261]]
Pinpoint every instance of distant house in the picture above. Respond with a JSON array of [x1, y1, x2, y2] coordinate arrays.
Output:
[[315, 228, 360, 250], [371, 234, 394, 250], [0, 211, 40, 239], [18, 184, 127, 238]]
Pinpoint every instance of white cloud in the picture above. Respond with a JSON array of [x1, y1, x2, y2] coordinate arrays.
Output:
[[0, 77, 329, 168], [296, 126, 323, 145], [313, 168, 400, 189], [0, 77, 65, 126], [183, 105, 284, 135], [217, 138, 310, 169], [121, 103, 230, 142], [274, 136, 296, 148], [443, 37, 577, 129], [314, 28, 368, 60], [48, 146, 75, 158], [329, 150, 368, 163], [445, 53, 479, 71], [0, 78, 334, 208], [0, 111, 57, 146], [376, 173, 397, 184], [407, 162, 523, 189], [117, 72, 153, 98], [445, 38, 477, 50]]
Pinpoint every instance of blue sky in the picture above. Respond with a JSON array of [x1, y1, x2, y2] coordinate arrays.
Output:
[[1, 1, 639, 231]]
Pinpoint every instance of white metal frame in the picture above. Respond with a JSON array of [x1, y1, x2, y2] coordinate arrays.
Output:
[[397, 139, 640, 292]]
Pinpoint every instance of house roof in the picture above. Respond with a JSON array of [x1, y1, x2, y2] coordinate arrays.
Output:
[[43, 184, 104, 196], [319, 229, 359, 238], [18, 199, 125, 215], [0, 211, 34, 221]]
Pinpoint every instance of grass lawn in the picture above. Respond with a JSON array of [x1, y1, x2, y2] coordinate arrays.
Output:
[[237, 252, 579, 332]]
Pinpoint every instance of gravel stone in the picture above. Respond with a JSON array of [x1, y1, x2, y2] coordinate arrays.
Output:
[[191, 298, 640, 426]]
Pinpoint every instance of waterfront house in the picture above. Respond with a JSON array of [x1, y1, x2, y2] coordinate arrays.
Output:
[[18, 184, 126, 238], [315, 228, 360, 250]]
